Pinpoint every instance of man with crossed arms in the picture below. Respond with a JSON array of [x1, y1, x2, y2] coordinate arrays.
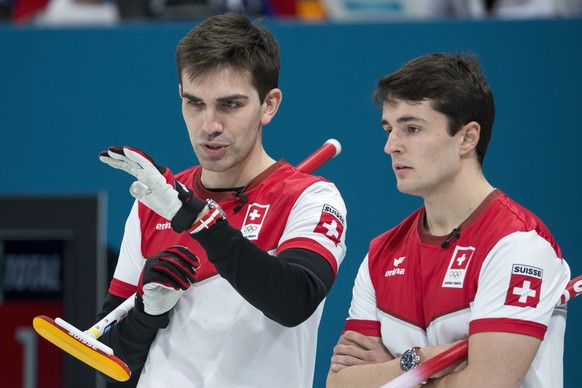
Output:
[[327, 52, 570, 387]]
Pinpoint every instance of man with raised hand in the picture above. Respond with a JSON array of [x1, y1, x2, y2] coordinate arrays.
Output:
[[98, 12, 347, 388]]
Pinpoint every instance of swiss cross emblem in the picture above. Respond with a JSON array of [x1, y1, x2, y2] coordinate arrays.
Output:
[[505, 264, 543, 308], [442, 246, 475, 288], [314, 204, 344, 246], [450, 248, 473, 270], [245, 204, 267, 223], [241, 203, 269, 240]]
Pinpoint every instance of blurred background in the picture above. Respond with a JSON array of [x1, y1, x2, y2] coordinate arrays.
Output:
[[0, 1, 581, 387], [2, 0, 582, 25]]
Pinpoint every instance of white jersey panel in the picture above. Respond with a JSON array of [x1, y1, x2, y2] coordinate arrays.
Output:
[[347, 255, 377, 322], [378, 312, 429, 357], [138, 275, 323, 388], [113, 200, 145, 286], [524, 306, 567, 387], [426, 308, 471, 346]]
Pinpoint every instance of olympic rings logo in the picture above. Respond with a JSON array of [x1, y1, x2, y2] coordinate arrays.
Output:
[[448, 270, 463, 279], [243, 225, 258, 233]]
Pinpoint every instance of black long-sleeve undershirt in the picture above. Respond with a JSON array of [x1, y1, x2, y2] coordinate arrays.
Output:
[[192, 219, 335, 327], [97, 294, 167, 379]]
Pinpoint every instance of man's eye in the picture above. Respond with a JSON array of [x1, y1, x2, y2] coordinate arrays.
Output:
[[187, 99, 202, 106], [408, 126, 421, 133], [222, 101, 239, 109]]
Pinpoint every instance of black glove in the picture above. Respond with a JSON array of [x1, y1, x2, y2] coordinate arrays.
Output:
[[99, 146, 207, 232], [136, 246, 200, 316]]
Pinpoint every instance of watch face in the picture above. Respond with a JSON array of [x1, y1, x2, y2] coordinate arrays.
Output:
[[400, 348, 420, 372]]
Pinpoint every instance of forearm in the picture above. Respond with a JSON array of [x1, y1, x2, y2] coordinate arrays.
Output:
[[425, 365, 513, 388], [191, 220, 334, 327], [327, 359, 405, 388], [425, 332, 540, 388], [424, 357, 526, 388], [424, 371, 471, 388]]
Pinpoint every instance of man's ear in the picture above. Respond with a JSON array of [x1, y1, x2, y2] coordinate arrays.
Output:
[[178, 83, 183, 98], [459, 121, 480, 156], [261, 88, 283, 126]]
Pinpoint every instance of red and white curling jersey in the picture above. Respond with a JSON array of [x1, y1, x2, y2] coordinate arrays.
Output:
[[109, 161, 347, 388], [344, 190, 570, 387]]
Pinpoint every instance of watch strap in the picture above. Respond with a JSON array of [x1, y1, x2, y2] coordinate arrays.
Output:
[[188, 200, 226, 234]]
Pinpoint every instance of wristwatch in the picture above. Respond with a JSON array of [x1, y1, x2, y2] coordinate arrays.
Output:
[[187, 199, 226, 234], [400, 347, 421, 372]]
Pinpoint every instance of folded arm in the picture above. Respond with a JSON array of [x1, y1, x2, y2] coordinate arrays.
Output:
[[327, 330, 468, 388], [327, 331, 397, 387], [425, 332, 540, 388]]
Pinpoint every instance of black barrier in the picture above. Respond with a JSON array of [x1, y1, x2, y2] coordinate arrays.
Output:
[[0, 195, 107, 388]]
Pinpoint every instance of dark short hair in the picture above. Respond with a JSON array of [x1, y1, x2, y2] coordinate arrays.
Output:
[[175, 12, 280, 103], [374, 53, 495, 165]]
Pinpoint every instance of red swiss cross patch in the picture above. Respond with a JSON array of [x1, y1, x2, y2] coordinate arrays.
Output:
[[244, 203, 268, 224], [314, 204, 344, 246], [441, 246, 475, 288], [450, 247, 474, 270], [504, 264, 543, 308], [241, 203, 269, 241]]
